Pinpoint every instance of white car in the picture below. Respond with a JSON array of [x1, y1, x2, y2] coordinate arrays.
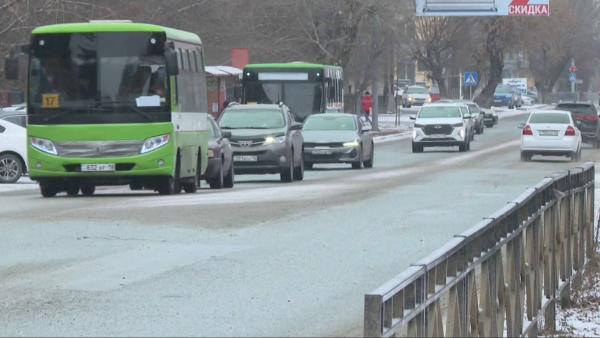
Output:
[[519, 110, 582, 162], [0, 119, 27, 183], [410, 104, 472, 153], [402, 86, 432, 108]]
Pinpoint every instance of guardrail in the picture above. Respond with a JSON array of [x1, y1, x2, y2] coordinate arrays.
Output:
[[365, 163, 596, 337]]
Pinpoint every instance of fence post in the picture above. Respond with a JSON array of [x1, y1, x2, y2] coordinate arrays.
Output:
[[364, 294, 383, 338]]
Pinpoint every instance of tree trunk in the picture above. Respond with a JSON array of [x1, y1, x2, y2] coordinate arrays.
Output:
[[474, 20, 504, 108]]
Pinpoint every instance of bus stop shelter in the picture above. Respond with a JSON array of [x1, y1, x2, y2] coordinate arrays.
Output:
[[205, 66, 243, 119]]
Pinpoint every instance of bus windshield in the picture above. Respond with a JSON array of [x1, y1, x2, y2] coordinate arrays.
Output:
[[28, 32, 170, 124], [244, 82, 323, 122]]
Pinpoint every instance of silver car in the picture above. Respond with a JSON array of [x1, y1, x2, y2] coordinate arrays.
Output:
[[303, 114, 374, 169]]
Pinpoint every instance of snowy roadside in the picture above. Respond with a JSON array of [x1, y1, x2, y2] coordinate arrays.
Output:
[[552, 180, 600, 337], [0, 176, 37, 193]]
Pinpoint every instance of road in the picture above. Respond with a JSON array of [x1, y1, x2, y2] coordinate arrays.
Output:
[[1, 112, 598, 337]]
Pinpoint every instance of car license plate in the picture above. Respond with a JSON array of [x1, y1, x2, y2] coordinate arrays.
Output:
[[494, 100, 501, 102], [234, 156, 258, 162], [81, 164, 115, 172], [539, 130, 559, 136], [430, 134, 446, 139], [313, 149, 333, 155]]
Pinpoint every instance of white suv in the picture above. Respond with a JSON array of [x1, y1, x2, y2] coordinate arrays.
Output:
[[0, 119, 27, 183], [410, 104, 472, 153]]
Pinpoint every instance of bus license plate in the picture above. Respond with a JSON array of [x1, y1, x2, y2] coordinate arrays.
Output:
[[81, 164, 116, 172], [234, 156, 258, 162]]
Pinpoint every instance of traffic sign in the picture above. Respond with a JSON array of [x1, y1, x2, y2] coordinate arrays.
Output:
[[464, 72, 478, 86], [569, 73, 577, 82]]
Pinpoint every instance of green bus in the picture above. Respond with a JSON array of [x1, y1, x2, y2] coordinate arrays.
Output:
[[21, 21, 210, 197], [243, 63, 344, 122]]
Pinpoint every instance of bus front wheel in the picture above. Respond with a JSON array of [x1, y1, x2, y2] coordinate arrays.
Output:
[[39, 181, 57, 198]]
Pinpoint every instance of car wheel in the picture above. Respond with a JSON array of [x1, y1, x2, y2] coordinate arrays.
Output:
[[293, 152, 305, 181], [364, 144, 374, 168], [183, 159, 201, 193], [224, 161, 235, 189], [81, 185, 96, 196], [305, 162, 313, 170], [352, 147, 364, 169], [459, 143, 467, 152], [281, 154, 294, 183], [480, 125, 485, 134], [0, 154, 23, 184], [595, 138, 600, 149], [486, 123, 494, 128], [66, 183, 80, 197], [521, 152, 530, 162], [39, 181, 57, 198], [209, 160, 225, 189], [412, 143, 423, 153]]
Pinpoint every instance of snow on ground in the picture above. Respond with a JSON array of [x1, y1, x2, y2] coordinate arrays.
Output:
[[553, 181, 600, 337], [0, 176, 37, 193]]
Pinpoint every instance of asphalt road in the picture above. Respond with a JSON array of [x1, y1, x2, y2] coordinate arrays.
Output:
[[1, 113, 598, 337]]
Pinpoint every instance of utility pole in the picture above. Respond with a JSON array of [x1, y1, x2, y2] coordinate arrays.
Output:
[[571, 58, 575, 94], [371, 13, 381, 132]]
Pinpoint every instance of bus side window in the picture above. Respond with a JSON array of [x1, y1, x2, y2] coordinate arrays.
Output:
[[186, 50, 192, 71], [193, 51, 199, 73], [174, 48, 181, 106], [182, 50, 189, 71]]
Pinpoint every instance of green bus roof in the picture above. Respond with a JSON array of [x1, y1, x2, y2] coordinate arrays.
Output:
[[245, 63, 342, 70], [32, 22, 201, 44]]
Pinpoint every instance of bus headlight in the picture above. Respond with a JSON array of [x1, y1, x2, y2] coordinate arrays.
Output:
[[30, 137, 57, 155], [141, 134, 170, 154]]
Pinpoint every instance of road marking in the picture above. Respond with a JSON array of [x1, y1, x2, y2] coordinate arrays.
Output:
[[438, 140, 520, 166]]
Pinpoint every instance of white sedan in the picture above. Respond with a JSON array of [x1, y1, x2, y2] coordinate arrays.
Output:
[[519, 110, 582, 162], [0, 119, 27, 183]]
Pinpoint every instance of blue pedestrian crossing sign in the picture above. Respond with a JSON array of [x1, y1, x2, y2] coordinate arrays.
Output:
[[569, 73, 577, 82], [464, 72, 478, 86]]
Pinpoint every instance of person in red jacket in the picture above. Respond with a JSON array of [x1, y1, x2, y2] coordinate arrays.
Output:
[[361, 91, 373, 124]]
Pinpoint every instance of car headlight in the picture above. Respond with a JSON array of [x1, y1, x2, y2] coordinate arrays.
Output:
[[408, 96, 414, 101], [413, 130, 418, 139], [343, 140, 359, 147], [30, 137, 57, 155], [140, 134, 170, 154], [208, 149, 215, 158], [426, 97, 432, 103], [460, 128, 466, 139], [264, 135, 286, 145]]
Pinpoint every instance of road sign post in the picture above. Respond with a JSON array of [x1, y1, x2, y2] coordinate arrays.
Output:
[[464, 72, 478, 100]]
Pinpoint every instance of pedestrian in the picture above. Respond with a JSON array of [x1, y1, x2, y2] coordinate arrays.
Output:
[[361, 91, 373, 125], [223, 100, 230, 109]]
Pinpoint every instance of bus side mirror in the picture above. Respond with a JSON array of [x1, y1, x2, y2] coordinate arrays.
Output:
[[4, 57, 19, 80], [165, 50, 179, 76]]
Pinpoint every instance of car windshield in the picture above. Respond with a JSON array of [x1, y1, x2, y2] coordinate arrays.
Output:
[[556, 104, 595, 116], [303, 116, 356, 131], [495, 86, 511, 94], [467, 104, 480, 113], [219, 109, 285, 129], [419, 106, 461, 118], [529, 113, 571, 124], [408, 87, 429, 94]]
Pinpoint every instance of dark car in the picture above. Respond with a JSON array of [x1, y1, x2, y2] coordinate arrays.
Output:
[[201, 116, 234, 189], [303, 114, 374, 169], [218, 103, 305, 182], [555, 101, 600, 148], [434, 100, 485, 134]]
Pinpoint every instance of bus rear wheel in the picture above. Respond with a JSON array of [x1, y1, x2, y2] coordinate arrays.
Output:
[[81, 185, 96, 196]]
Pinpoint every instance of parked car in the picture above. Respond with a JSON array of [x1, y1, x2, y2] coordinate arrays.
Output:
[[410, 104, 472, 153], [521, 95, 536, 106], [402, 86, 432, 108], [201, 116, 235, 189], [0, 112, 27, 128], [433, 100, 485, 135], [555, 101, 600, 149], [0, 119, 27, 183], [492, 85, 521, 109], [519, 110, 582, 162], [303, 113, 374, 170], [218, 103, 304, 182]]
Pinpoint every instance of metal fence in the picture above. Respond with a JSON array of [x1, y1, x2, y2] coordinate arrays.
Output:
[[365, 163, 596, 337]]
